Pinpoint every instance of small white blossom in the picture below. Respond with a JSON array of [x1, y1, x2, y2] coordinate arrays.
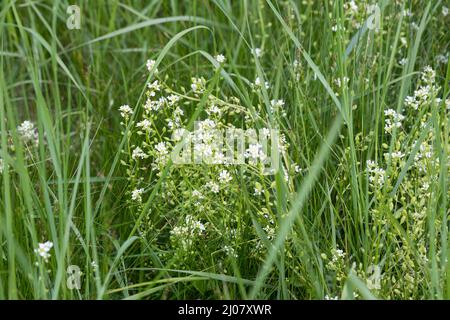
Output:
[[167, 94, 180, 106], [270, 99, 285, 109], [131, 188, 144, 202], [245, 143, 266, 162], [34, 241, 53, 262], [436, 53, 449, 65], [218, 169, 232, 184], [215, 54, 226, 64], [191, 77, 206, 94], [136, 119, 152, 132], [254, 77, 270, 89], [17, 120, 39, 145], [132, 146, 148, 160], [146, 59, 158, 74], [206, 181, 220, 193], [155, 142, 168, 155], [252, 48, 263, 57], [254, 185, 263, 196], [119, 105, 133, 119], [147, 80, 161, 92], [399, 58, 408, 66], [385, 151, 404, 160], [384, 109, 405, 133]]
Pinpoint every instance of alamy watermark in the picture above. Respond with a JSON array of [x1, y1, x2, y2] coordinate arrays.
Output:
[[66, 5, 81, 30], [367, 4, 381, 31], [66, 265, 81, 290]]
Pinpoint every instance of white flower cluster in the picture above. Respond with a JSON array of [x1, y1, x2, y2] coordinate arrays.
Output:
[[119, 104, 133, 120], [132, 146, 148, 160], [334, 76, 349, 88], [325, 247, 346, 272], [170, 215, 206, 250], [17, 120, 39, 146], [153, 141, 170, 167], [254, 76, 270, 89], [404, 66, 438, 110], [146, 59, 158, 74], [252, 48, 263, 58], [384, 109, 405, 133], [223, 245, 238, 258], [191, 77, 206, 94], [218, 169, 232, 184], [131, 188, 144, 202], [245, 143, 266, 164], [215, 54, 226, 64], [366, 160, 386, 187], [270, 99, 285, 115], [34, 241, 53, 262]]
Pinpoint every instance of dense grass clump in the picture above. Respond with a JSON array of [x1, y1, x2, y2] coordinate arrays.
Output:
[[0, 0, 449, 299]]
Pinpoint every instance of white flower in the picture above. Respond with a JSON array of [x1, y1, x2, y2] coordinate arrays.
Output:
[[132, 146, 148, 160], [170, 215, 206, 249], [207, 104, 221, 115], [254, 185, 263, 196], [0, 158, 4, 174], [347, 0, 358, 12], [191, 77, 206, 94], [136, 119, 152, 132], [34, 241, 53, 262], [399, 58, 408, 66], [270, 99, 285, 111], [334, 77, 349, 88], [146, 59, 158, 73], [245, 143, 266, 162], [421, 66, 436, 84], [149, 81, 161, 94], [144, 97, 165, 112], [405, 95, 418, 110], [192, 189, 204, 199], [260, 128, 271, 137], [131, 188, 144, 202], [331, 25, 338, 32], [147, 80, 161, 92], [223, 245, 238, 258], [218, 169, 232, 184], [367, 160, 386, 187], [384, 109, 405, 133], [206, 181, 220, 193], [385, 151, 404, 160], [155, 142, 168, 155], [436, 53, 449, 65], [252, 48, 263, 57], [167, 94, 180, 106], [119, 105, 133, 119], [254, 77, 270, 89], [215, 54, 226, 64], [17, 120, 39, 145], [442, 6, 448, 16]]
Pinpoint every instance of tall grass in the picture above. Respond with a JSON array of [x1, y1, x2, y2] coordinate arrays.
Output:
[[0, 0, 448, 299]]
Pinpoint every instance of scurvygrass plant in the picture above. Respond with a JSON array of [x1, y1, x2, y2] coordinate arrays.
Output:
[[0, 0, 448, 300]]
